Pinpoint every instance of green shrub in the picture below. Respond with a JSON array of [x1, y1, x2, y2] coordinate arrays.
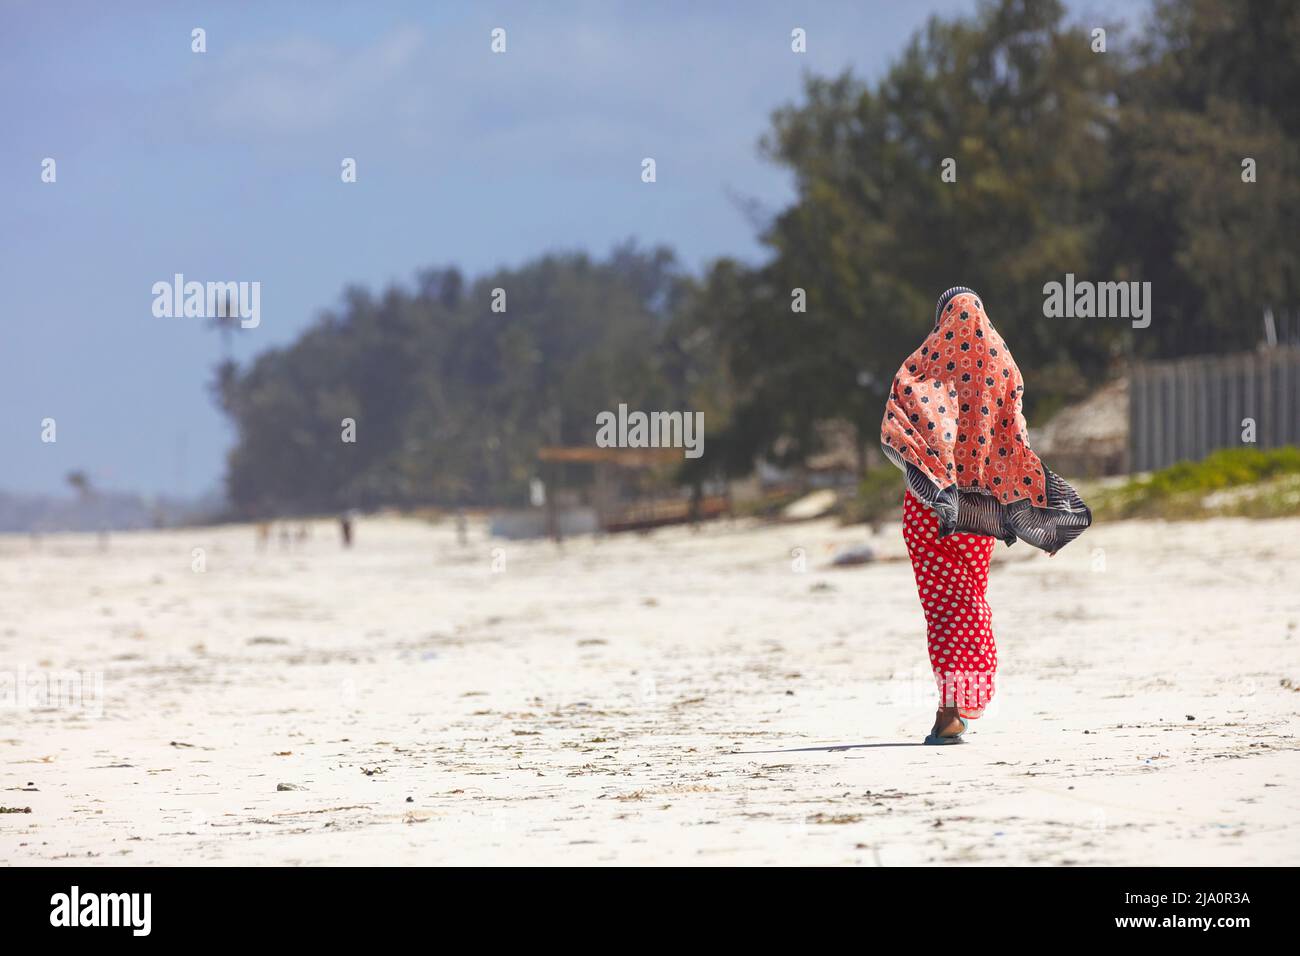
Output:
[[840, 466, 906, 525], [1092, 446, 1300, 520]]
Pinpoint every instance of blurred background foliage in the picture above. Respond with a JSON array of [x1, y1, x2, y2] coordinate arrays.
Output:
[[1090, 446, 1300, 520], [213, 0, 1300, 516]]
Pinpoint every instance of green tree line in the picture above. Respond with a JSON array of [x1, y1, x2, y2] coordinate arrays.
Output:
[[214, 0, 1300, 515]]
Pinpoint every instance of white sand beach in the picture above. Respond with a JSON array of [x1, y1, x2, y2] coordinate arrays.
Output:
[[2, 512, 1297, 866]]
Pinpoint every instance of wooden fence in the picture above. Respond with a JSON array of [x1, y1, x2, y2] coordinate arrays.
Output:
[[1129, 347, 1300, 472]]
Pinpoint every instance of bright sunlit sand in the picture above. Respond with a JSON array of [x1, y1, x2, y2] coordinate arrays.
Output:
[[3, 513, 1297, 865]]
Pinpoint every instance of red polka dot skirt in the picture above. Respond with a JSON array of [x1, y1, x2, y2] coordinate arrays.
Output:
[[902, 490, 997, 718]]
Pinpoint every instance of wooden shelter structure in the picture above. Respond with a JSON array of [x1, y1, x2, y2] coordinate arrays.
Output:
[[536, 446, 729, 536]]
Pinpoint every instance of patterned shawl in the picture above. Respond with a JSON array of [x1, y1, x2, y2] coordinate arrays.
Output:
[[880, 287, 1092, 553]]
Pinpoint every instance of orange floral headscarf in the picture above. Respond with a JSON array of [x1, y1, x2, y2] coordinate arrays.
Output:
[[881, 289, 1048, 507]]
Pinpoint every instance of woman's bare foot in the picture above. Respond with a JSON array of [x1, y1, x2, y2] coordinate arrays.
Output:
[[931, 706, 967, 738]]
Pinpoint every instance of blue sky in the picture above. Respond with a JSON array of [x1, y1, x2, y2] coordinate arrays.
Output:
[[1, 0, 1140, 498]]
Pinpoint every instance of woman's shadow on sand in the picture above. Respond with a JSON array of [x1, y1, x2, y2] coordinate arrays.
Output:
[[734, 742, 927, 754]]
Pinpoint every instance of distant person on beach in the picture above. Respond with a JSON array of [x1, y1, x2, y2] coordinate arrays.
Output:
[[339, 512, 353, 548], [881, 287, 1092, 744]]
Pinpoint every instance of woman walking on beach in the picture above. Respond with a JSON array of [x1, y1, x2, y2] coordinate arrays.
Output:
[[881, 287, 1092, 744]]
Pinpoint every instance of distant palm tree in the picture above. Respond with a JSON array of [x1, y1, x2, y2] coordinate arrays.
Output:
[[207, 290, 242, 419], [207, 288, 241, 359], [65, 470, 93, 499]]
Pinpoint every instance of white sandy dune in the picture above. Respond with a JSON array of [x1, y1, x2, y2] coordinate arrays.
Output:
[[1, 509, 1297, 866]]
